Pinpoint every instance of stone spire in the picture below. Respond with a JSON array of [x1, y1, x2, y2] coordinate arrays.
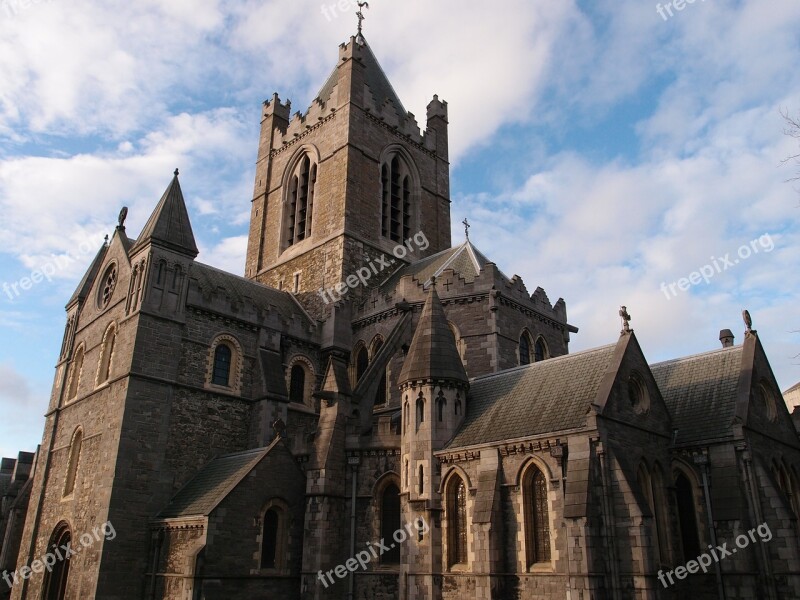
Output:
[[130, 169, 199, 258], [398, 279, 468, 386]]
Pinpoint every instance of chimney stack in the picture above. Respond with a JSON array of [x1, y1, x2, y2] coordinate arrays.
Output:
[[719, 329, 735, 348]]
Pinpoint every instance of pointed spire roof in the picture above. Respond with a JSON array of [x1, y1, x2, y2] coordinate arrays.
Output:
[[398, 280, 468, 386], [314, 37, 406, 114], [130, 169, 198, 258]]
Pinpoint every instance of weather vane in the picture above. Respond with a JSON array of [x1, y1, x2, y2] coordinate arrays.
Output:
[[356, 1, 369, 44], [462, 218, 470, 240]]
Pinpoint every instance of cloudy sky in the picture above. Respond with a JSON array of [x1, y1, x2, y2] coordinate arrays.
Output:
[[1, 0, 799, 458]]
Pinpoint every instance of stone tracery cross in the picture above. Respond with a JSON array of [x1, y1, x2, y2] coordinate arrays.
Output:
[[619, 306, 632, 334], [462, 218, 470, 240]]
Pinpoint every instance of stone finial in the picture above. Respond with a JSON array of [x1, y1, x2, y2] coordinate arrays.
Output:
[[462, 218, 470, 240], [742, 309, 753, 334], [356, 1, 369, 44], [619, 306, 632, 335], [117, 206, 128, 229]]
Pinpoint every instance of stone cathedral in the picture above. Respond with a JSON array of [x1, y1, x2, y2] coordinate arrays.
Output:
[[2, 33, 800, 600]]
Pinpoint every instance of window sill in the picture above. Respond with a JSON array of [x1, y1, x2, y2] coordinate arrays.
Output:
[[527, 562, 555, 573]]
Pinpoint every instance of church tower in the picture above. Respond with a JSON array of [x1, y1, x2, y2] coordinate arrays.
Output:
[[397, 280, 469, 600], [244, 36, 451, 318]]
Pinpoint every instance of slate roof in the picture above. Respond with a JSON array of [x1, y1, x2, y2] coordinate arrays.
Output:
[[650, 345, 743, 445], [190, 262, 312, 325], [315, 37, 406, 113], [447, 344, 618, 449], [158, 446, 270, 519], [130, 171, 198, 257], [381, 241, 501, 291], [398, 284, 468, 385]]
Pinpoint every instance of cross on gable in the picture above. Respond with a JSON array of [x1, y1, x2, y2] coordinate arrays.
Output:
[[443, 279, 453, 291]]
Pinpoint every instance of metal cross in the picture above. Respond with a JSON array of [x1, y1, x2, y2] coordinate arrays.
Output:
[[462, 218, 470, 240], [356, 1, 369, 41]]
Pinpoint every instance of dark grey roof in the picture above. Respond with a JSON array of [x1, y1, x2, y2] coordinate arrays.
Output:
[[130, 171, 198, 257], [650, 346, 743, 445], [381, 241, 499, 291], [315, 37, 406, 113], [448, 344, 618, 449], [190, 262, 312, 325], [398, 284, 468, 385], [158, 446, 270, 519]]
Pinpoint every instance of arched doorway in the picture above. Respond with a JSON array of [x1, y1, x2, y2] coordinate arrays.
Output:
[[43, 523, 72, 600]]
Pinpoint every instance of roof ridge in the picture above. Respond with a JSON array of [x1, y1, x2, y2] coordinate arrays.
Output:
[[470, 343, 618, 383], [649, 344, 742, 369]]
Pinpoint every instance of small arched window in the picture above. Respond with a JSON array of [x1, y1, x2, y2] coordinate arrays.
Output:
[[285, 155, 317, 248], [260, 506, 286, 570], [381, 483, 401, 564], [524, 465, 551, 566], [455, 394, 462, 416], [97, 323, 117, 384], [534, 337, 549, 362], [172, 265, 182, 291], [381, 154, 413, 243], [212, 344, 232, 387], [438, 393, 447, 422], [63, 429, 83, 497], [416, 395, 425, 430], [404, 400, 409, 431], [519, 332, 533, 366], [289, 364, 306, 404], [156, 261, 166, 286], [447, 476, 468, 568], [371, 338, 387, 406], [66, 345, 85, 402], [418, 465, 424, 496], [675, 471, 701, 561]]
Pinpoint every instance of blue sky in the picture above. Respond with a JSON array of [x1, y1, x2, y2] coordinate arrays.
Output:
[[1, 0, 799, 458]]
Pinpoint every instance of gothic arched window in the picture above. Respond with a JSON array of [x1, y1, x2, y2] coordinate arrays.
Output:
[[381, 154, 413, 243], [416, 395, 425, 430], [285, 155, 317, 248], [43, 524, 72, 600], [534, 337, 549, 362], [260, 505, 287, 570], [447, 476, 468, 568], [519, 331, 533, 366], [675, 471, 701, 561], [381, 483, 401, 564], [97, 323, 117, 384], [524, 465, 551, 565], [66, 345, 85, 402], [63, 429, 83, 497], [356, 345, 369, 383]]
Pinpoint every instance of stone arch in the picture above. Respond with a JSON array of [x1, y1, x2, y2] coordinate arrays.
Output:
[[205, 333, 244, 395], [280, 144, 321, 252], [378, 144, 422, 244], [286, 354, 316, 408], [96, 321, 118, 386]]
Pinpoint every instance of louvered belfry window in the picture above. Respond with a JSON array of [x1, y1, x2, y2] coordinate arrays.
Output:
[[287, 155, 317, 247], [381, 155, 412, 243]]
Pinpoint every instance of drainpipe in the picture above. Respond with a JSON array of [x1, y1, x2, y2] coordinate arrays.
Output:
[[347, 457, 360, 600], [694, 453, 726, 600]]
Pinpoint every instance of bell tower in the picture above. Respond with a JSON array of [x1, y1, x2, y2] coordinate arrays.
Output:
[[244, 36, 452, 319]]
